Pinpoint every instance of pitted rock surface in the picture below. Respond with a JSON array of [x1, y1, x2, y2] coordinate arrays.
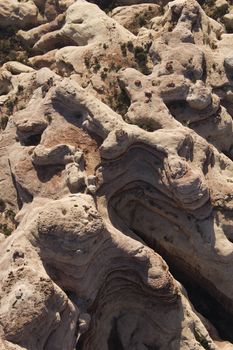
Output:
[[1, 0, 233, 349]]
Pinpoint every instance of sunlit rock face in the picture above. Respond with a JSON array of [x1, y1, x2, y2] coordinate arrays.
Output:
[[1, 0, 233, 349]]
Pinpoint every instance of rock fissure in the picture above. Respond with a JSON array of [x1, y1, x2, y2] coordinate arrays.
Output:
[[1, 0, 233, 349]]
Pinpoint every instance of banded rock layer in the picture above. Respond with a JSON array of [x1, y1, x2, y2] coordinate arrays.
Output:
[[1, 0, 233, 349]]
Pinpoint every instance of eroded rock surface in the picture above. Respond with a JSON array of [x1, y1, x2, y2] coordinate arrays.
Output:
[[1, 0, 233, 349]]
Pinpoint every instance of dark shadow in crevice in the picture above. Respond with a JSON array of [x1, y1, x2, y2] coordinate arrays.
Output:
[[108, 181, 233, 343], [107, 317, 124, 350], [51, 99, 85, 128], [86, 129, 103, 148], [8, 159, 23, 210], [33, 36, 78, 55], [172, 265, 233, 343], [16, 127, 45, 146], [22, 133, 42, 146], [7, 159, 33, 208], [15, 181, 33, 206], [33, 163, 65, 183], [134, 232, 233, 343], [165, 100, 188, 123], [88, 0, 170, 12]]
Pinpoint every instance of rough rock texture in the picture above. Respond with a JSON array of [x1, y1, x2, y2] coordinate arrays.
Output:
[[0, 0, 39, 28], [0, 0, 65, 29], [111, 3, 162, 34], [1, 0, 233, 349], [92, 0, 170, 9]]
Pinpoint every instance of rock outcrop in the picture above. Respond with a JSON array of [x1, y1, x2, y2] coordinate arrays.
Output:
[[1, 0, 233, 349]]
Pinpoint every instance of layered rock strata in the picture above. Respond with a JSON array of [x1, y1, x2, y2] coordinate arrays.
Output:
[[1, 0, 233, 349]]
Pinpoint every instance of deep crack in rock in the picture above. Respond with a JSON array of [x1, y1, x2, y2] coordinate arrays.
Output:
[[1, 0, 233, 349]]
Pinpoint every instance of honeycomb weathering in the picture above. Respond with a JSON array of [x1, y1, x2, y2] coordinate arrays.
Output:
[[1, 0, 233, 349]]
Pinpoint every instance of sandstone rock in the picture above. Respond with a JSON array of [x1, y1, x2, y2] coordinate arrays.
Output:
[[0, 69, 12, 96], [17, 14, 65, 47], [186, 80, 212, 110], [0, 0, 39, 29], [224, 54, 233, 71], [43, 0, 60, 21], [34, 0, 134, 52], [111, 4, 161, 34], [3, 62, 35, 75], [223, 12, 233, 31], [95, 0, 169, 7], [32, 143, 76, 165], [65, 162, 86, 192], [216, 0, 229, 13], [0, 194, 219, 350], [164, 155, 210, 210], [1, 0, 233, 348]]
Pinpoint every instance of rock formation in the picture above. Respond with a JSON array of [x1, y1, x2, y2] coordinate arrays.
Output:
[[1, 0, 233, 349]]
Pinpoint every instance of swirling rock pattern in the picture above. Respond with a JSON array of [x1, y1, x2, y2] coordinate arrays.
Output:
[[1, 0, 233, 349]]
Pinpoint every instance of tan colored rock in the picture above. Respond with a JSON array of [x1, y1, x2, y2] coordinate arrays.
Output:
[[17, 14, 65, 47], [216, 0, 228, 10], [223, 12, 233, 31], [1, 0, 233, 348], [0, 0, 39, 28], [96, 0, 169, 6], [186, 80, 212, 110], [34, 0, 134, 53], [32, 144, 76, 165], [111, 4, 161, 34], [3, 62, 35, 75], [0, 69, 12, 96], [0, 194, 218, 350]]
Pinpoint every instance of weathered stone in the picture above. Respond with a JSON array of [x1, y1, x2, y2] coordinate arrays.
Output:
[[1, 0, 233, 349]]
